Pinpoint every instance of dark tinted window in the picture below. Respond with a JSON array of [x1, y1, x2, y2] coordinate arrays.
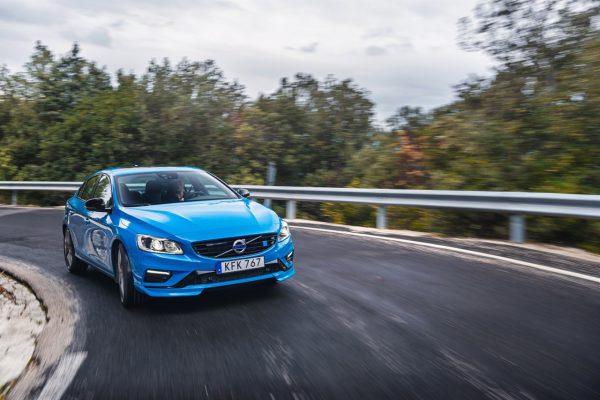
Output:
[[92, 175, 112, 205], [79, 175, 100, 200], [116, 170, 238, 207]]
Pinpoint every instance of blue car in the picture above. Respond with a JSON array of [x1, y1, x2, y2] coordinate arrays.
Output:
[[62, 167, 295, 307]]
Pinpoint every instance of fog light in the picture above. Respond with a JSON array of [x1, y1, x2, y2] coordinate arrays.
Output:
[[277, 259, 288, 271], [285, 250, 294, 263], [144, 269, 171, 283]]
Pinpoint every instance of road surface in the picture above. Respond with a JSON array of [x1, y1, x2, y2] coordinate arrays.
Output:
[[1, 208, 599, 399]]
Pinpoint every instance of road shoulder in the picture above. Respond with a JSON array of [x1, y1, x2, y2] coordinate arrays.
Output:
[[289, 219, 600, 281]]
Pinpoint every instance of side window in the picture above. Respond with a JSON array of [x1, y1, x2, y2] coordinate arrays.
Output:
[[92, 175, 112, 205], [79, 175, 100, 201]]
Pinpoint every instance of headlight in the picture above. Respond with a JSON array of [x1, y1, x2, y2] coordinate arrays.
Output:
[[278, 220, 290, 242], [136, 235, 183, 254]]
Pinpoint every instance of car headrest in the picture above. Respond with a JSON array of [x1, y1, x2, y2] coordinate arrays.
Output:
[[145, 180, 162, 194], [120, 183, 143, 205], [167, 180, 182, 191], [120, 183, 131, 194]]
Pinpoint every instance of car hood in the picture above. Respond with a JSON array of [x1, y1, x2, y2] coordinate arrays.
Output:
[[122, 198, 280, 241]]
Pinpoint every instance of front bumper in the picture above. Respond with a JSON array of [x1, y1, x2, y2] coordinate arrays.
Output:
[[129, 237, 295, 298]]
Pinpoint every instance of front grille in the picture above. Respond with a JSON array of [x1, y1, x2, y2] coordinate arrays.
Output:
[[192, 233, 277, 258], [173, 261, 285, 288]]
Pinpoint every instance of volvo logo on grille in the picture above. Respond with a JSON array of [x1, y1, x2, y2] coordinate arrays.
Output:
[[232, 239, 246, 254]]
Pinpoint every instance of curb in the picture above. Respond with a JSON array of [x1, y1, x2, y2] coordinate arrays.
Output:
[[0, 256, 85, 400], [0, 271, 45, 395]]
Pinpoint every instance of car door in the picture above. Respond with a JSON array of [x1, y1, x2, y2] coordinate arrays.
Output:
[[84, 174, 115, 273], [69, 174, 100, 256]]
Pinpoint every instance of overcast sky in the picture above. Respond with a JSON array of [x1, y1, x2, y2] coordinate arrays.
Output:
[[0, 0, 493, 123]]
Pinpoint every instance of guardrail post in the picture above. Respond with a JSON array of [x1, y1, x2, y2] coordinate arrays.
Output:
[[11, 190, 17, 206], [376, 206, 387, 229], [286, 200, 296, 220], [510, 214, 526, 243]]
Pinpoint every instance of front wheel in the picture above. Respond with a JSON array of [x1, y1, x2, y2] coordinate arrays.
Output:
[[116, 244, 144, 308], [64, 228, 87, 274]]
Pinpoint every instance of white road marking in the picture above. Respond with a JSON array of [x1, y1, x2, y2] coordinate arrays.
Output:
[[291, 225, 600, 285], [37, 352, 87, 400]]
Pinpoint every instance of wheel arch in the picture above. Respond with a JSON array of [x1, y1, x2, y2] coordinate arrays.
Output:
[[111, 238, 124, 282]]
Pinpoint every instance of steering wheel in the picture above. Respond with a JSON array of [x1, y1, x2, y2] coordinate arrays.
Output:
[[184, 185, 209, 199]]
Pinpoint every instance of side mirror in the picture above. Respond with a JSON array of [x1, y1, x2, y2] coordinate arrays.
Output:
[[237, 188, 251, 198], [85, 198, 109, 212]]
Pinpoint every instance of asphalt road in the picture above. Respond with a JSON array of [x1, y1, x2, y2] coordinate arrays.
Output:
[[1, 208, 600, 400]]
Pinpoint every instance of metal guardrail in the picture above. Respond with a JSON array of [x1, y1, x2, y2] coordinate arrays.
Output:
[[2, 181, 600, 243]]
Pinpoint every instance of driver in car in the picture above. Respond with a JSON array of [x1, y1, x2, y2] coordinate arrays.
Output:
[[166, 179, 185, 203]]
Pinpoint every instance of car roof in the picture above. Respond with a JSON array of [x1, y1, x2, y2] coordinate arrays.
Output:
[[99, 166, 204, 177]]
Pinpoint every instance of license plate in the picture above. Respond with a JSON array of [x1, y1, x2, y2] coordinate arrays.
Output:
[[218, 256, 264, 274]]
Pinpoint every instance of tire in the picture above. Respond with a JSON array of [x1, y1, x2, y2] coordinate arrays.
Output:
[[63, 228, 87, 274], [116, 244, 144, 308]]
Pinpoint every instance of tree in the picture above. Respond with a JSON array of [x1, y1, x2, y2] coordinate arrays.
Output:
[[138, 59, 244, 177]]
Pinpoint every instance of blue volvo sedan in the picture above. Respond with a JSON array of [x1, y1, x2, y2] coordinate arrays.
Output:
[[63, 167, 295, 307]]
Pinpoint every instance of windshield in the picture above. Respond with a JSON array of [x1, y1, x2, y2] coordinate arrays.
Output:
[[116, 170, 238, 207]]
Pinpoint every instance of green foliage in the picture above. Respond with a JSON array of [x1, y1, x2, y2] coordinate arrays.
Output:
[[417, 0, 600, 247], [2, 0, 600, 251], [233, 74, 374, 187]]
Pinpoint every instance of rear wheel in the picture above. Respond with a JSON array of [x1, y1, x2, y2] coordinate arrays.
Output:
[[63, 228, 87, 274], [116, 244, 144, 308]]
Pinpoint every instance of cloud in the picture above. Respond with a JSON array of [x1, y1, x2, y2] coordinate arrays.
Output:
[[86, 28, 111, 47], [362, 27, 413, 55], [54, 0, 241, 15], [0, 1, 65, 25], [365, 46, 387, 56], [362, 26, 396, 40], [0, 0, 493, 123], [300, 42, 318, 53], [109, 20, 126, 29], [286, 42, 319, 53], [388, 41, 413, 52], [60, 27, 112, 48]]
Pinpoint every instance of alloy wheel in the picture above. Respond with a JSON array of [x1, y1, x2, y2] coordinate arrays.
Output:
[[64, 231, 73, 268], [118, 249, 126, 302]]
